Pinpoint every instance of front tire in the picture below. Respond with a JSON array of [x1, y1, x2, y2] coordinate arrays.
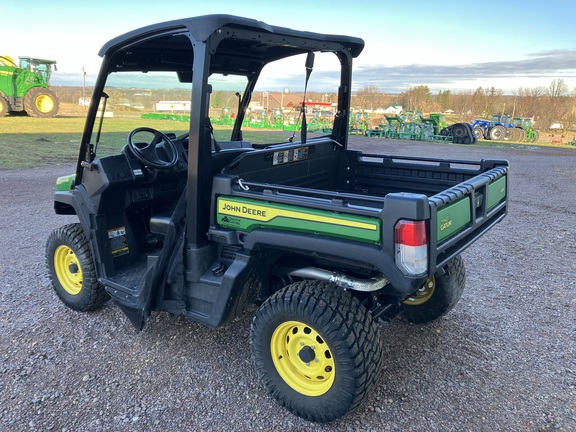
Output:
[[517, 128, 527, 142], [489, 125, 506, 141], [402, 255, 466, 324], [24, 87, 59, 118], [46, 223, 109, 311], [250, 280, 383, 422], [0, 94, 8, 117], [472, 126, 484, 140]]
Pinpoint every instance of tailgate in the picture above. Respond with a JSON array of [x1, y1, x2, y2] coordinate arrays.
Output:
[[428, 163, 509, 271]]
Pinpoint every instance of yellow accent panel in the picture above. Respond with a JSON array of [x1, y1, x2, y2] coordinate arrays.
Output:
[[218, 198, 378, 231]]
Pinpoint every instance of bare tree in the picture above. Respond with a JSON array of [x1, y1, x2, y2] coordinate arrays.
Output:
[[452, 90, 473, 119], [512, 86, 545, 118], [548, 78, 569, 98], [538, 79, 572, 129], [355, 84, 381, 110]]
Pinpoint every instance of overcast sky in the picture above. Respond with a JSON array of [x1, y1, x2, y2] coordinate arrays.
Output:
[[3, 0, 575, 94]]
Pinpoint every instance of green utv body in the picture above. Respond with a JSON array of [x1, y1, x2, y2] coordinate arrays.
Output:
[[46, 15, 509, 422]]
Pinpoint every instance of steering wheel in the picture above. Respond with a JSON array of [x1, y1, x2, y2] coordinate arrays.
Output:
[[127, 127, 179, 169]]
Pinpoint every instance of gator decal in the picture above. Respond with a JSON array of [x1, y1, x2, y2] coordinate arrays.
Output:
[[217, 196, 381, 244], [437, 196, 471, 243]]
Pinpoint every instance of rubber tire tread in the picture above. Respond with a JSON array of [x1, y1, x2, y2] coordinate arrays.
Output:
[[402, 255, 466, 324], [250, 280, 383, 423], [452, 123, 468, 138], [517, 128, 527, 142], [473, 127, 484, 140], [23, 87, 59, 118], [489, 125, 506, 141], [46, 223, 109, 311], [0, 94, 7, 117], [463, 123, 476, 144]]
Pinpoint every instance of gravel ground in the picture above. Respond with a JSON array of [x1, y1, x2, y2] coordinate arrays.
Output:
[[1, 137, 575, 431]]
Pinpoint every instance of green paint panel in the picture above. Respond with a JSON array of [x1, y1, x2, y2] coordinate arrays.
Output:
[[217, 196, 381, 244], [487, 176, 507, 210], [437, 196, 471, 242], [56, 174, 75, 191]]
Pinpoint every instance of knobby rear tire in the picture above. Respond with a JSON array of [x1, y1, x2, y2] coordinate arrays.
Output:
[[402, 255, 466, 324], [250, 280, 383, 422]]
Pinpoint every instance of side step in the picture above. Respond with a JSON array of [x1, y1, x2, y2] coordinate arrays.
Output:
[[99, 259, 151, 330], [100, 260, 148, 308]]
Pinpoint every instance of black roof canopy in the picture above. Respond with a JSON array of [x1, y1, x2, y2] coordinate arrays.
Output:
[[99, 14, 365, 76]]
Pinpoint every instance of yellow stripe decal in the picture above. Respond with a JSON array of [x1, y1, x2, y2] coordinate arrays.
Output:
[[218, 198, 378, 231]]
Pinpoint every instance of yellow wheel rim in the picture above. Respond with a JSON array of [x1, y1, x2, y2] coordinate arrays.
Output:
[[54, 245, 83, 295], [35, 94, 55, 113], [270, 321, 335, 396], [403, 276, 435, 306]]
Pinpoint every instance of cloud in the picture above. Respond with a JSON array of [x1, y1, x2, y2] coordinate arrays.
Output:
[[51, 50, 576, 94], [352, 49, 576, 92]]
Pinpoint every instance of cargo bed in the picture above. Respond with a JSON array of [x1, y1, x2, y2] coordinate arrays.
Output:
[[211, 138, 508, 284]]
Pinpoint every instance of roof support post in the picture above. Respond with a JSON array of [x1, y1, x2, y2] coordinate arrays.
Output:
[[186, 40, 213, 248]]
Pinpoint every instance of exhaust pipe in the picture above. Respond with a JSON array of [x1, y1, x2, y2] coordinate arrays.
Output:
[[288, 267, 389, 292]]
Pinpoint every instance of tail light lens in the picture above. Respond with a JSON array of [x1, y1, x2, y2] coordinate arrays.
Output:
[[395, 220, 428, 276]]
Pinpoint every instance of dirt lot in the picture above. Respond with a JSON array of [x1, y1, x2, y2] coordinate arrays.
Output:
[[0, 137, 574, 431]]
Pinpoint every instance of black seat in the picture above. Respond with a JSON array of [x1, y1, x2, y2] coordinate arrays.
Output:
[[149, 148, 252, 239], [212, 148, 253, 174]]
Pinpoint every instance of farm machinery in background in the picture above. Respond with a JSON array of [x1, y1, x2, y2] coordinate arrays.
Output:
[[308, 109, 333, 133], [211, 107, 236, 126], [366, 111, 476, 144], [512, 117, 539, 142], [211, 107, 308, 132], [471, 114, 539, 143], [0, 55, 59, 117], [349, 110, 371, 135]]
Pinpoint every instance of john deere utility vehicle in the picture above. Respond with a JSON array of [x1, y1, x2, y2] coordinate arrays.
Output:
[[0, 55, 59, 117], [46, 15, 509, 422]]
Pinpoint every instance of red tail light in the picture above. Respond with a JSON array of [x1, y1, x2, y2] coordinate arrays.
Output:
[[395, 220, 427, 246], [394, 220, 428, 276]]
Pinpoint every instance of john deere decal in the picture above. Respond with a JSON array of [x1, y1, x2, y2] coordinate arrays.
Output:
[[217, 196, 381, 244]]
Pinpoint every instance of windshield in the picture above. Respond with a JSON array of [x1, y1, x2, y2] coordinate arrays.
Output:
[[209, 51, 341, 144], [90, 71, 194, 157], [90, 50, 341, 159], [19, 58, 55, 83]]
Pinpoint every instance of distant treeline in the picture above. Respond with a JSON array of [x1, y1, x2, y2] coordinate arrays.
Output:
[[53, 78, 575, 130]]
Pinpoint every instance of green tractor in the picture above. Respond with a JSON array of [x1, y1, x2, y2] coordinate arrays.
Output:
[[0, 55, 59, 117], [513, 117, 539, 143]]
